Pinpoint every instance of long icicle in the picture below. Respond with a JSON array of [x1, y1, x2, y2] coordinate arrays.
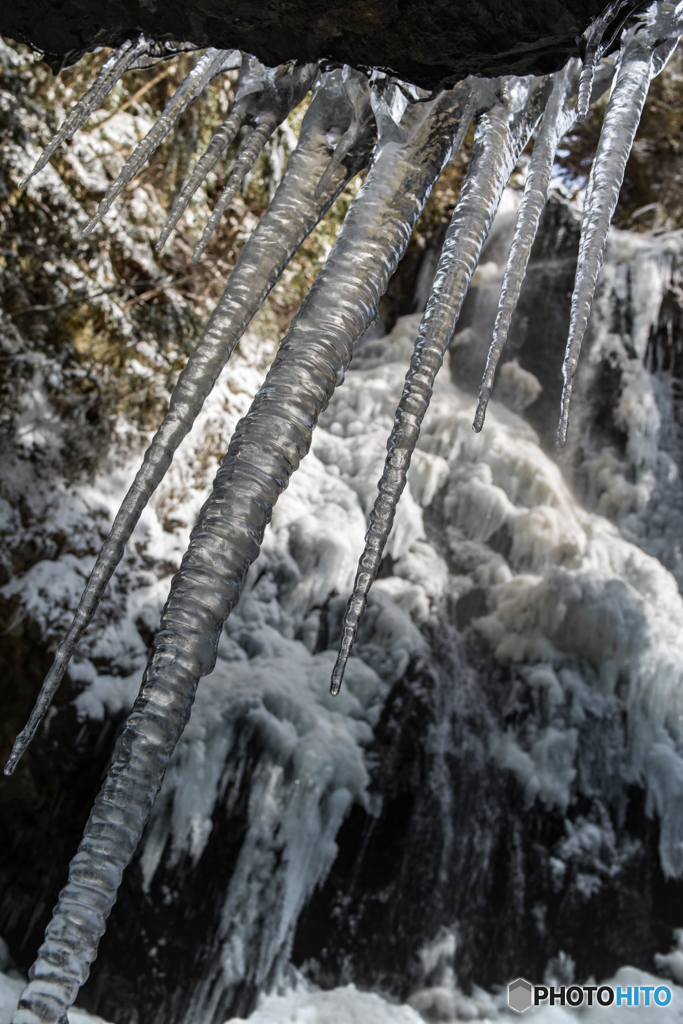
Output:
[[557, 15, 681, 448], [20, 36, 152, 189], [11, 83, 471, 1024], [473, 64, 577, 432], [330, 76, 551, 697], [158, 57, 318, 253], [82, 47, 236, 237], [3, 68, 375, 778]]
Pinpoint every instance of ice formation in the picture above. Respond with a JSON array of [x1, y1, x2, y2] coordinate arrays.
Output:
[[330, 77, 551, 694], [472, 63, 580, 433], [557, 10, 683, 448], [3, 65, 376, 779], [4, 1, 683, 1021]]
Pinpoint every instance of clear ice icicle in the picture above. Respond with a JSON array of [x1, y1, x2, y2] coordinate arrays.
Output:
[[156, 107, 244, 251], [192, 121, 277, 261], [158, 56, 318, 253], [313, 67, 375, 200], [11, 83, 469, 1024], [331, 76, 551, 696], [3, 68, 375, 778], [557, 13, 681, 448], [473, 65, 577, 432], [20, 35, 151, 189], [191, 60, 319, 263], [82, 47, 236, 237], [576, 0, 633, 120]]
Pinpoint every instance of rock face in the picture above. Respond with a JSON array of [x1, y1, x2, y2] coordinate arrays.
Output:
[[1, 0, 632, 85]]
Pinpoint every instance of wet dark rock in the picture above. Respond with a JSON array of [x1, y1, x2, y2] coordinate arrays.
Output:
[[2, 0, 641, 88]]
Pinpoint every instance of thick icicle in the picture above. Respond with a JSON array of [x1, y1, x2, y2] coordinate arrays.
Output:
[[473, 65, 577, 432], [158, 57, 318, 253], [331, 76, 552, 696], [191, 60, 319, 263], [557, 12, 681, 448], [20, 36, 151, 189], [82, 47, 237, 237], [3, 68, 376, 778], [11, 83, 470, 1024]]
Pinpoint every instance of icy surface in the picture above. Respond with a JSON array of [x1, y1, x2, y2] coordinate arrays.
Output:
[[224, 966, 683, 1023]]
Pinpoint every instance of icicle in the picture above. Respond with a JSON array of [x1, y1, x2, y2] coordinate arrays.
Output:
[[473, 64, 577, 432], [20, 35, 151, 189], [190, 60, 319, 263], [576, 0, 633, 120], [192, 121, 276, 261], [3, 68, 376, 778], [11, 83, 469, 1024], [313, 67, 375, 200], [156, 108, 244, 251], [557, 14, 681, 448], [448, 86, 477, 165], [158, 57, 318, 253], [330, 76, 551, 697], [82, 47, 236, 237]]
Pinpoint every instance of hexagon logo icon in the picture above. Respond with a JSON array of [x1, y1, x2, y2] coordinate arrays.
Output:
[[508, 978, 533, 1012]]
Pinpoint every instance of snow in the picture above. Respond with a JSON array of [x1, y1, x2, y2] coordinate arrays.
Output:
[[5, 961, 683, 1024]]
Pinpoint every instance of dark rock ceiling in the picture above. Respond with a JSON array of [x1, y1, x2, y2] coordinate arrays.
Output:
[[1, 0, 647, 87]]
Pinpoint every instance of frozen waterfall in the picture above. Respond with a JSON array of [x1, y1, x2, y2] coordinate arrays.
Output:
[[2, 1, 683, 1022]]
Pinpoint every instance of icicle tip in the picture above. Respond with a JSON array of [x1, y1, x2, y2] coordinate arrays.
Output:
[[329, 661, 344, 697], [472, 395, 489, 433], [3, 737, 27, 774]]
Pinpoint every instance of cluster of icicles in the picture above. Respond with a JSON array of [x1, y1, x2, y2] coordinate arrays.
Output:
[[7, 3, 683, 1022]]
